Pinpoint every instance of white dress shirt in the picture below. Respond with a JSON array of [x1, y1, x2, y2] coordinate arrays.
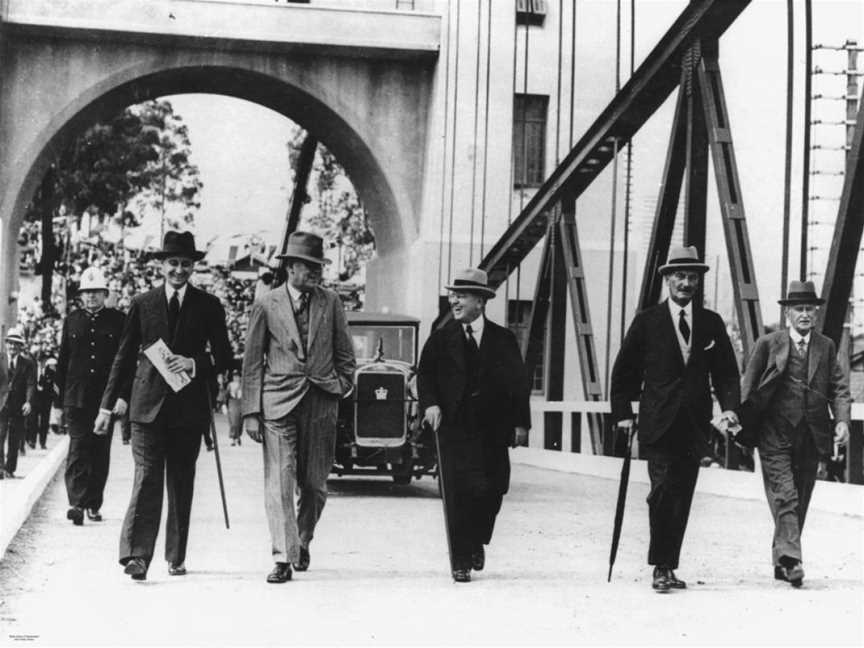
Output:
[[461, 314, 485, 347], [788, 327, 811, 356]]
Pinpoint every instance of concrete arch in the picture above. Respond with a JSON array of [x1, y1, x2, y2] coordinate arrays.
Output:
[[0, 44, 433, 323]]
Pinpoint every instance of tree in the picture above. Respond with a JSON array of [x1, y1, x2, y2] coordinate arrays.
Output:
[[24, 99, 202, 310], [288, 129, 375, 281]]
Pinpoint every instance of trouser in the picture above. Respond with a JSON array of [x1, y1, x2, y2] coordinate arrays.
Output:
[[261, 388, 338, 563], [119, 408, 203, 567], [759, 423, 819, 566], [0, 411, 26, 474], [35, 406, 50, 447], [65, 406, 114, 510], [440, 431, 505, 570], [643, 417, 701, 570]]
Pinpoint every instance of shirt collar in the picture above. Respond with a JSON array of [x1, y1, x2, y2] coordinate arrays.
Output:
[[461, 313, 484, 335], [667, 298, 693, 321], [165, 283, 188, 305], [789, 327, 811, 345], [285, 283, 306, 305]]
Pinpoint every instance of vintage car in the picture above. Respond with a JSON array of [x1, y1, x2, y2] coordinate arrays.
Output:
[[333, 311, 437, 484]]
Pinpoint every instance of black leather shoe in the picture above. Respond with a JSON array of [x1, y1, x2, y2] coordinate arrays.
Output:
[[781, 561, 804, 588], [124, 558, 148, 581], [86, 508, 102, 522], [452, 568, 471, 583], [774, 565, 788, 582], [168, 562, 187, 576], [666, 569, 686, 589], [67, 507, 84, 526], [471, 545, 485, 571], [652, 567, 671, 593], [294, 547, 310, 572], [267, 562, 292, 583]]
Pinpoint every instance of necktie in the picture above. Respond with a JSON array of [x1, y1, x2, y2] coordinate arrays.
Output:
[[466, 324, 479, 352], [168, 291, 180, 340], [678, 309, 690, 344], [797, 338, 807, 356], [297, 292, 309, 314]]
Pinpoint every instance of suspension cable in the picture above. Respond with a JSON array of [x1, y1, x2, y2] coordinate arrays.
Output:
[[468, 0, 483, 266], [445, 0, 462, 285], [479, 0, 492, 259], [436, 0, 453, 296], [620, 0, 634, 341]]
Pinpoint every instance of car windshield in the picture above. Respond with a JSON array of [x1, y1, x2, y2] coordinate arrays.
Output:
[[350, 325, 416, 364]]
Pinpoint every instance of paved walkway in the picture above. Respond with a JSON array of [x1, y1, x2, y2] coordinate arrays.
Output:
[[1, 416, 862, 646]]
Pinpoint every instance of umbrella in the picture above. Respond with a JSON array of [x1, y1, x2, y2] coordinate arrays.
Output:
[[608, 424, 635, 582]]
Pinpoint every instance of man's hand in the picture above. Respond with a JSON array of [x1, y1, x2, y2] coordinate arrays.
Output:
[[512, 426, 529, 447], [720, 410, 740, 427], [423, 405, 442, 432], [165, 354, 194, 374], [834, 421, 849, 445], [617, 418, 634, 433], [245, 415, 263, 443], [93, 411, 111, 436], [113, 398, 128, 417], [21, 402, 31, 417]]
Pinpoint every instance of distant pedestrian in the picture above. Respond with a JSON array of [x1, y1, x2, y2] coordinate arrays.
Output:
[[30, 357, 57, 450], [739, 280, 850, 587], [55, 267, 125, 525], [417, 268, 531, 583], [610, 246, 740, 593], [0, 328, 36, 479]]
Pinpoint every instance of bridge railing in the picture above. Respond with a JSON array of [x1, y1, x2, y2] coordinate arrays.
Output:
[[527, 399, 864, 485]]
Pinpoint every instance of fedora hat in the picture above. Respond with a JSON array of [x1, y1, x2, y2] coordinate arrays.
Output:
[[5, 327, 25, 346], [277, 231, 331, 266], [778, 280, 824, 306], [151, 231, 205, 261], [445, 268, 496, 298], [658, 245, 710, 275], [78, 267, 109, 292]]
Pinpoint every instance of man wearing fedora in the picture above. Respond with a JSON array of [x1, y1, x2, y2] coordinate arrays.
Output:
[[417, 268, 531, 583], [55, 267, 126, 525], [739, 280, 850, 587], [611, 245, 740, 593], [0, 327, 36, 479], [241, 231, 355, 583], [95, 231, 231, 580]]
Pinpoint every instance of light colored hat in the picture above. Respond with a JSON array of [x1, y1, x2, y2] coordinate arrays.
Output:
[[5, 327, 25, 346], [444, 268, 496, 298], [778, 280, 824, 306], [658, 245, 710, 275], [277, 231, 331, 266], [78, 267, 109, 292]]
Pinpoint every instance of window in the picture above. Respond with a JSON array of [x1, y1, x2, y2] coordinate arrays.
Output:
[[508, 299, 544, 393], [513, 94, 548, 188], [516, 0, 547, 26]]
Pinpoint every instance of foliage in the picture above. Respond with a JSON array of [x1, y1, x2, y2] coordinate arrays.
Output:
[[287, 129, 375, 281]]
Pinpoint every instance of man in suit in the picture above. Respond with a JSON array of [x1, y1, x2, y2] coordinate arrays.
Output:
[[739, 280, 850, 588], [0, 328, 36, 479], [242, 231, 355, 584], [95, 231, 231, 581], [30, 357, 57, 450], [417, 268, 531, 583], [611, 246, 740, 593], [56, 267, 126, 525]]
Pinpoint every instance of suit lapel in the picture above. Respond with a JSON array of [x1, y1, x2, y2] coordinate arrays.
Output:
[[275, 287, 305, 358], [447, 322, 467, 373], [173, 286, 197, 347], [307, 288, 324, 350], [773, 331, 790, 375], [478, 319, 494, 366], [660, 302, 685, 370], [807, 334, 824, 384]]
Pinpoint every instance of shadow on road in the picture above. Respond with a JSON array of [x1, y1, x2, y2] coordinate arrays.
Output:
[[327, 477, 439, 499]]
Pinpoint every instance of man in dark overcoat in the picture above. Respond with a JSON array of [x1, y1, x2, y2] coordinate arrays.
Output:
[[418, 268, 531, 583], [95, 231, 231, 581], [611, 246, 740, 592], [55, 267, 126, 525], [739, 280, 850, 587], [0, 328, 36, 479]]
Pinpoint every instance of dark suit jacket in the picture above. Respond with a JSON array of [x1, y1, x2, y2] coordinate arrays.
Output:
[[100, 284, 232, 426], [417, 318, 531, 494], [740, 330, 851, 458], [55, 306, 126, 410], [611, 301, 740, 447], [0, 353, 36, 416]]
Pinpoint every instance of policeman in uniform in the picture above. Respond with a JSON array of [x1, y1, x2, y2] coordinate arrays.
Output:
[[55, 267, 126, 525]]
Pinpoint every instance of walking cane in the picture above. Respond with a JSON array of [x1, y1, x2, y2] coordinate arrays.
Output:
[[205, 386, 230, 530], [608, 423, 634, 582], [428, 421, 455, 573]]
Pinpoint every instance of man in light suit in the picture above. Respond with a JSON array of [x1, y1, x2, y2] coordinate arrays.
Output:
[[739, 280, 850, 588], [611, 246, 740, 593], [95, 231, 231, 581], [242, 231, 355, 584], [0, 328, 36, 479]]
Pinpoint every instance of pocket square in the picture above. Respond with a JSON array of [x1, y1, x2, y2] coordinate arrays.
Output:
[[703, 339, 716, 351]]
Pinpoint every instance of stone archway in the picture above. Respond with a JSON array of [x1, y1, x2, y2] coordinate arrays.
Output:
[[0, 41, 434, 325]]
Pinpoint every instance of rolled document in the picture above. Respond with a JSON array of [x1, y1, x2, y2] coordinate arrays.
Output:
[[143, 338, 191, 393]]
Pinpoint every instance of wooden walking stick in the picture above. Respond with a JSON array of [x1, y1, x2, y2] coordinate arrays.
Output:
[[206, 386, 230, 529], [429, 421, 455, 573]]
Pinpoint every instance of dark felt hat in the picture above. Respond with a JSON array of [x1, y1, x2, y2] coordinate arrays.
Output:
[[778, 280, 824, 306], [276, 231, 331, 266], [151, 231, 205, 261]]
